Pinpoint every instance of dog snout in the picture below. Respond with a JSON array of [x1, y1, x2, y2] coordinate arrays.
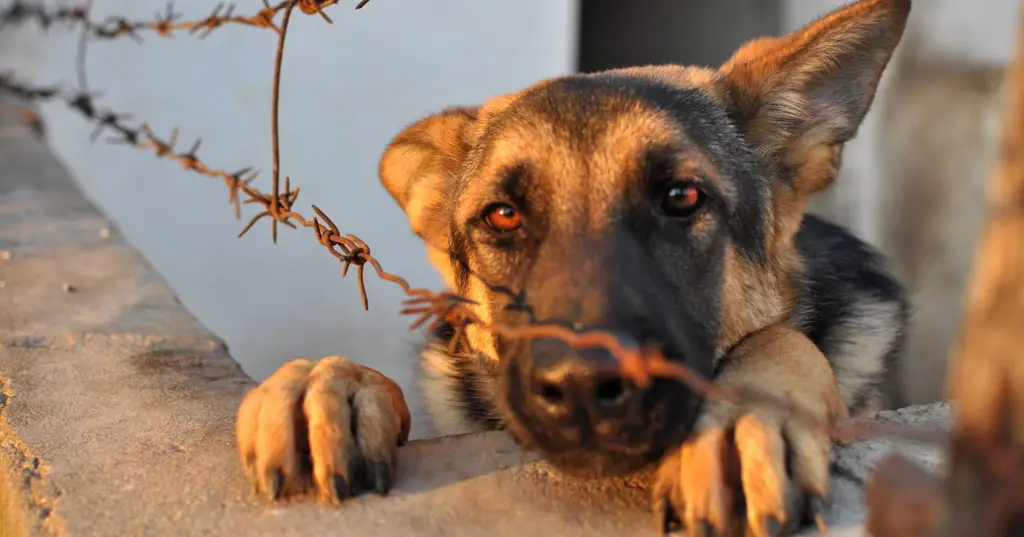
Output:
[[499, 314, 706, 475], [528, 361, 635, 422], [520, 339, 641, 438]]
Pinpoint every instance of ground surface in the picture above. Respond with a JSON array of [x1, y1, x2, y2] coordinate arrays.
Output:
[[0, 97, 953, 536]]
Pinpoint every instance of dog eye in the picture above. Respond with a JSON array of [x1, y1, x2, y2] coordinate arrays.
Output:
[[482, 203, 522, 233], [661, 181, 705, 219]]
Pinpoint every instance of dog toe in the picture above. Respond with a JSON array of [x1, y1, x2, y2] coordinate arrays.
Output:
[[251, 359, 315, 500], [304, 356, 407, 500], [734, 409, 832, 535], [654, 424, 738, 536], [235, 356, 410, 504], [734, 412, 793, 535], [652, 401, 830, 536]]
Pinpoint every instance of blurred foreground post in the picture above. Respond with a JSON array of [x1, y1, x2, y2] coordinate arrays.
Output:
[[940, 0, 1024, 533], [866, 3, 1024, 536]]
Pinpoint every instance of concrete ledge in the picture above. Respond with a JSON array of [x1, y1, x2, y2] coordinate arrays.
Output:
[[0, 98, 954, 536]]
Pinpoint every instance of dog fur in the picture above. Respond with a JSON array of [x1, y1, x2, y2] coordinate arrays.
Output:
[[235, 0, 912, 534]]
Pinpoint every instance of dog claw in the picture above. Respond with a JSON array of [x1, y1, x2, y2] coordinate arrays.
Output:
[[242, 455, 256, 480], [328, 474, 349, 503], [660, 500, 683, 535], [347, 459, 366, 494], [237, 357, 409, 505], [265, 469, 284, 501], [368, 460, 394, 495], [808, 494, 830, 531]]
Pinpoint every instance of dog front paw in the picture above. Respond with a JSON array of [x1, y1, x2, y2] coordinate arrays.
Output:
[[653, 398, 831, 536], [235, 356, 411, 504]]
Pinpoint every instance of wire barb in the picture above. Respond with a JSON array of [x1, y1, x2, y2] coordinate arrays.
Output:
[[0, 0, 362, 42]]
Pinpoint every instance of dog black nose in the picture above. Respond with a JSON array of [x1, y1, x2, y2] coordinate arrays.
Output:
[[524, 350, 638, 431]]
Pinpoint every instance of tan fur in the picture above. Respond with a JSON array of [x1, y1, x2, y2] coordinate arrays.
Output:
[[712, 145, 843, 355], [237, 359, 315, 497], [462, 278, 500, 360], [378, 107, 477, 245], [386, 96, 711, 362], [654, 325, 848, 536], [711, 144, 841, 355], [235, 357, 409, 502], [453, 103, 680, 237], [303, 358, 358, 502], [718, 245, 800, 354], [583, 3, 898, 366]]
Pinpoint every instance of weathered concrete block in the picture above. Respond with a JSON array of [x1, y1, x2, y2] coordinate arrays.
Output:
[[0, 98, 953, 536]]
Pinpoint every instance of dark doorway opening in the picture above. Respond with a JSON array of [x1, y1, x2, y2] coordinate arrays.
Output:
[[577, 0, 782, 73]]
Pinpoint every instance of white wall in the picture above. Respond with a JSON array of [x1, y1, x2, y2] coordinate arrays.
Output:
[[0, 0, 578, 438]]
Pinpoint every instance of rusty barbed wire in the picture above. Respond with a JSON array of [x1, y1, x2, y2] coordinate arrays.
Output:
[[73, 0, 92, 93], [0, 0, 370, 41], [0, 74, 268, 218]]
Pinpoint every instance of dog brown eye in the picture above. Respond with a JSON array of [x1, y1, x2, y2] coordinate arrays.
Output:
[[661, 182, 704, 218], [483, 203, 522, 233]]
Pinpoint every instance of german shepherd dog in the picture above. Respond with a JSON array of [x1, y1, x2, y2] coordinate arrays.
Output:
[[235, 0, 912, 534]]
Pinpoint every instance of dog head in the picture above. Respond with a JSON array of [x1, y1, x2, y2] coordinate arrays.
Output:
[[379, 0, 909, 476]]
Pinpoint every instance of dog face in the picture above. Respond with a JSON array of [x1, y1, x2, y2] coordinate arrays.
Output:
[[380, 0, 909, 477]]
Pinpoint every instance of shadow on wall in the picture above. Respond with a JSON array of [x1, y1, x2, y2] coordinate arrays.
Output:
[[789, 0, 1018, 406], [876, 57, 1007, 406], [0, 0, 579, 440]]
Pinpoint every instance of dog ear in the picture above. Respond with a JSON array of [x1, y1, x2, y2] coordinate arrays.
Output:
[[720, 0, 910, 199], [379, 106, 480, 245]]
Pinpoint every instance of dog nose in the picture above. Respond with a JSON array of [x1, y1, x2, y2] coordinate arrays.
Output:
[[526, 356, 637, 426]]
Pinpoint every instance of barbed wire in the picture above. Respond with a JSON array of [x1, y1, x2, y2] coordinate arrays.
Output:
[[0, 2, 969, 534], [0, 0, 368, 41]]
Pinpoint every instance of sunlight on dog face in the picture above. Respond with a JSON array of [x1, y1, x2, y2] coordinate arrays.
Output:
[[378, 72, 779, 476], [378, 0, 912, 477], [450, 77, 776, 476]]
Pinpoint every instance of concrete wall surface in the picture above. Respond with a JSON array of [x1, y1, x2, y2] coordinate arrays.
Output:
[[0, 0, 578, 440]]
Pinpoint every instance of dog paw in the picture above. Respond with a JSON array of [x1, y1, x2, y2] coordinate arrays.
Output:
[[652, 398, 831, 536], [235, 356, 411, 504]]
